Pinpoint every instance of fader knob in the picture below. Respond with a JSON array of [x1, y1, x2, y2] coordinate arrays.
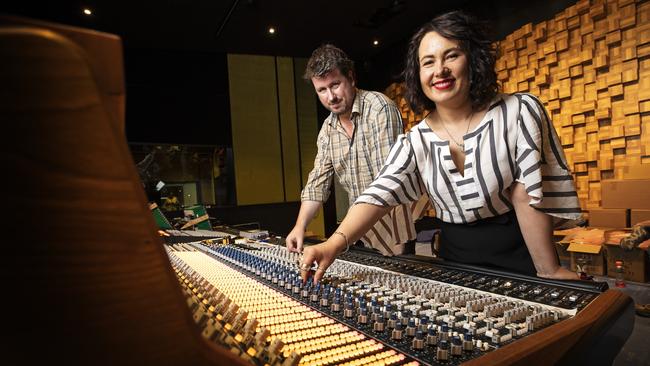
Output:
[[418, 315, 430, 332], [358, 307, 369, 324], [440, 324, 450, 342], [463, 332, 474, 352], [412, 330, 425, 350], [405, 318, 417, 337], [344, 301, 355, 318], [373, 315, 385, 333], [451, 336, 462, 356], [436, 340, 450, 362], [331, 296, 341, 312], [387, 312, 398, 329], [391, 322, 404, 341], [426, 327, 438, 346]]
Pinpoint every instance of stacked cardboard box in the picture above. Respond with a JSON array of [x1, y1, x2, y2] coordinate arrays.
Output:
[[588, 208, 628, 228], [598, 176, 650, 282], [555, 227, 607, 276], [604, 230, 649, 283]]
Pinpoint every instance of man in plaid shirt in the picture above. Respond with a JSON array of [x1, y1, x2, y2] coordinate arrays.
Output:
[[286, 44, 427, 256]]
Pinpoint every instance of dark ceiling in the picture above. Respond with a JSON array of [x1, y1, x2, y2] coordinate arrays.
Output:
[[2, 0, 577, 145], [3, 0, 577, 59]]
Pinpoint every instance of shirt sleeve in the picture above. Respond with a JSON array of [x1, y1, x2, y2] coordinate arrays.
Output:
[[355, 133, 426, 207], [515, 93, 582, 221], [301, 123, 334, 202], [368, 100, 404, 178]]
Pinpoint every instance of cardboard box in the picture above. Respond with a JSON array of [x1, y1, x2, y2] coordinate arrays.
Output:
[[568, 243, 606, 276], [555, 241, 571, 264], [631, 209, 650, 226], [601, 180, 650, 209], [588, 208, 629, 228], [605, 243, 649, 283], [623, 163, 650, 180]]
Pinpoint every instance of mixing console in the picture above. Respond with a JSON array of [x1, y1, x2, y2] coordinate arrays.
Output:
[[166, 240, 623, 366]]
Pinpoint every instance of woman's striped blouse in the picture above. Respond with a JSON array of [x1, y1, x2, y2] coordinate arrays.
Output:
[[356, 93, 582, 225]]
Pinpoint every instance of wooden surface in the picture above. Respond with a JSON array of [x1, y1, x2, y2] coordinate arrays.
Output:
[[0, 25, 246, 366]]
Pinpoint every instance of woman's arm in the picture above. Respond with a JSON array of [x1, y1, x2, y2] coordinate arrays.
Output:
[[300, 203, 392, 283], [510, 182, 579, 280]]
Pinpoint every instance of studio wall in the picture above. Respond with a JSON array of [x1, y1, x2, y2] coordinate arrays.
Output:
[[228, 54, 325, 236]]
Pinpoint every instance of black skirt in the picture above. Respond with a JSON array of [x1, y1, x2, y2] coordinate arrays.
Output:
[[434, 210, 537, 276]]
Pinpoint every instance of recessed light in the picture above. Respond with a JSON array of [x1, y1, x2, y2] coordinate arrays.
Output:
[[268, 27, 276, 35], [83, 8, 92, 16], [372, 39, 379, 46]]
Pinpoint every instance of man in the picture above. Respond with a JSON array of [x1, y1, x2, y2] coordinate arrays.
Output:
[[286, 44, 427, 256]]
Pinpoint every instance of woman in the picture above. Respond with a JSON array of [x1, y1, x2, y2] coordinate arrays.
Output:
[[298, 10, 581, 282]]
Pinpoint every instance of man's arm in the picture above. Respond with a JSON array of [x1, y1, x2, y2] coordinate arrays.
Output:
[[286, 200, 323, 253]]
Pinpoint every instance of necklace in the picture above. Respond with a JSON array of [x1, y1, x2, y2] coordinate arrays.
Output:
[[438, 110, 474, 149]]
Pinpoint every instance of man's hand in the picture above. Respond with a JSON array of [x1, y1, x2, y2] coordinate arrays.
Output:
[[286, 226, 305, 253]]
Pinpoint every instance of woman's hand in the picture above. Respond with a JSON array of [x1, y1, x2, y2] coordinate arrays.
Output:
[[299, 240, 343, 283], [537, 266, 580, 280]]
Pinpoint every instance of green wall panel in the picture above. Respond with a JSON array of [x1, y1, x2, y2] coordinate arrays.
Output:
[[276, 57, 301, 202], [293, 58, 324, 237], [228, 54, 284, 205]]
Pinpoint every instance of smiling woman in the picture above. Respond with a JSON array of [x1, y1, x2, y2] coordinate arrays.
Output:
[[300, 10, 582, 282]]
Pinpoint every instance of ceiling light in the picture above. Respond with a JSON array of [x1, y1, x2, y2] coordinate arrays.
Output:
[[83, 8, 92, 16], [268, 27, 276, 35], [372, 39, 379, 46]]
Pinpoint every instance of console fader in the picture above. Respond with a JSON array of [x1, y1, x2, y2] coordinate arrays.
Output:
[[166, 240, 628, 366]]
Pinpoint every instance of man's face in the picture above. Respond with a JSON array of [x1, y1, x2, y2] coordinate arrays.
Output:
[[311, 68, 356, 117]]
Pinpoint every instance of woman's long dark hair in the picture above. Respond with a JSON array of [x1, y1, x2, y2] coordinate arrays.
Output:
[[403, 10, 499, 114]]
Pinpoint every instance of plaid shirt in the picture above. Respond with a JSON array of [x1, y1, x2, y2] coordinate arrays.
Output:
[[301, 89, 428, 255]]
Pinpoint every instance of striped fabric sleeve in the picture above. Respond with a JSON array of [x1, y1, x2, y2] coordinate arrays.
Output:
[[355, 134, 425, 207], [515, 94, 582, 220], [301, 123, 335, 202]]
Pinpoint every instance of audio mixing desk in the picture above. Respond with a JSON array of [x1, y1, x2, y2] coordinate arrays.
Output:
[[167, 240, 634, 366]]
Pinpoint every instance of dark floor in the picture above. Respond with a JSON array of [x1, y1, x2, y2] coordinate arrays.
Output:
[[414, 243, 649, 366], [597, 276, 650, 366]]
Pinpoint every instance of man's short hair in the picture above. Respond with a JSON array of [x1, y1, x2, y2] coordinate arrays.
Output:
[[303, 44, 355, 81]]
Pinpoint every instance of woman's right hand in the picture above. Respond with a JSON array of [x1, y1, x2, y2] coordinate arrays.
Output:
[[299, 240, 343, 283], [537, 266, 580, 280]]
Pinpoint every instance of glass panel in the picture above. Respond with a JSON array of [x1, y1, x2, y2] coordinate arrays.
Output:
[[129, 143, 236, 210]]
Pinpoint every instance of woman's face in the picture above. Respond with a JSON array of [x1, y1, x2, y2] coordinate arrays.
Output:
[[418, 31, 471, 109]]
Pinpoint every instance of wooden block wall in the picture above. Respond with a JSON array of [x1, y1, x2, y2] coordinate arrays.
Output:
[[385, 0, 650, 213]]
